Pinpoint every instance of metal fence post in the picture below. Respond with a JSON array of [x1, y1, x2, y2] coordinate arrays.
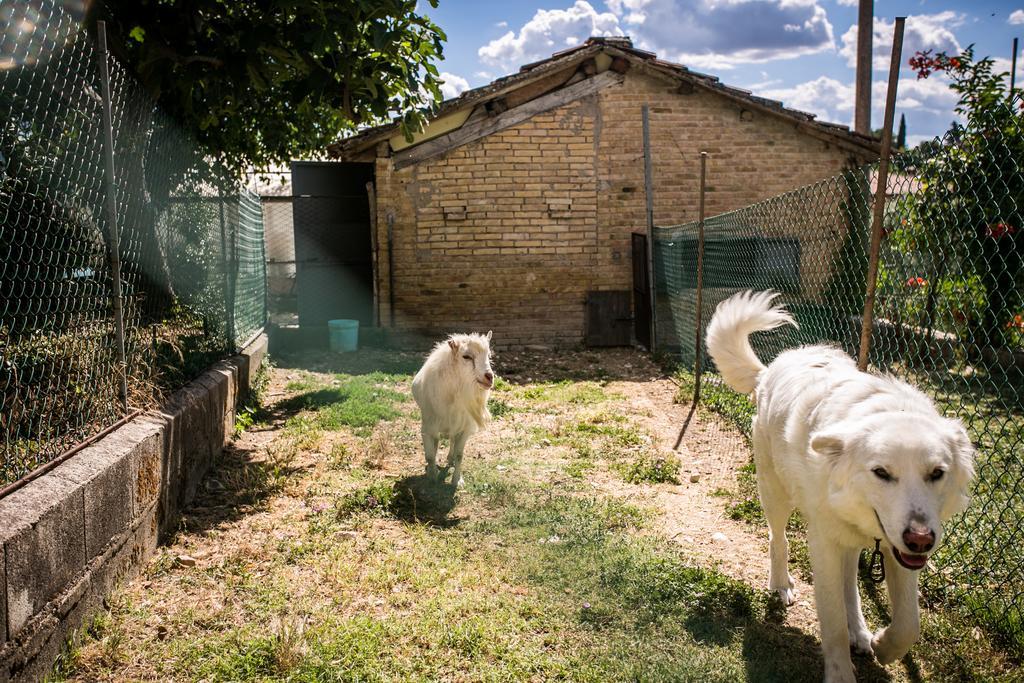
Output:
[[693, 152, 708, 404], [642, 105, 658, 353], [858, 17, 906, 372], [96, 21, 130, 413]]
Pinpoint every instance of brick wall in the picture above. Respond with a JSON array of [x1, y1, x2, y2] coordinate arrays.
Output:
[[373, 68, 875, 348]]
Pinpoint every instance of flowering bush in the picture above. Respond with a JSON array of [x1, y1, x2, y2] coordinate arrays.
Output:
[[896, 46, 1024, 349]]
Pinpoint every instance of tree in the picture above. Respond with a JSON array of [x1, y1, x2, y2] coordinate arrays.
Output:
[[896, 114, 906, 150], [906, 47, 1023, 350], [89, 0, 448, 174]]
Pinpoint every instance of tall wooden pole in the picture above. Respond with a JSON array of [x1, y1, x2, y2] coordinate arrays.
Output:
[[855, 0, 874, 135], [858, 17, 905, 371]]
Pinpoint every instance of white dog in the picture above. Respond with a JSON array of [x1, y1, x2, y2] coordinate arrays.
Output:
[[412, 332, 494, 488], [705, 291, 975, 683]]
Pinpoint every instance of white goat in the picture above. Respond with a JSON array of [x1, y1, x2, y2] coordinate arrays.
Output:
[[411, 331, 494, 488]]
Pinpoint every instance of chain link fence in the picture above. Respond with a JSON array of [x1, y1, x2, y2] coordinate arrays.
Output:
[[0, 4, 267, 489], [654, 95, 1023, 653]]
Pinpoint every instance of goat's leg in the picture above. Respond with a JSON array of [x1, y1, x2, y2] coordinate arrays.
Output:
[[448, 432, 470, 488], [422, 430, 441, 480]]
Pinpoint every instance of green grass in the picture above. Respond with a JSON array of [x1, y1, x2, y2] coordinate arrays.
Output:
[[279, 372, 407, 436], [518, 379, 616, 406]]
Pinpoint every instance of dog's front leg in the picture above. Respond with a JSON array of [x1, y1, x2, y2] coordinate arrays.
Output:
[[808, 531, 856, 683], [872, 562, 920, 664]]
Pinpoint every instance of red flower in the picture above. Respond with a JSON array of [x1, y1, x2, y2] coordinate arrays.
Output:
[[949, 58, 961, 69], [906, 277, 927, 288], [986, 223, 1017, 239], [1007, 314, 1024, 330]]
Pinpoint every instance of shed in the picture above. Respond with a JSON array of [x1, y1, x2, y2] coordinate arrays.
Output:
[[327, 37, 879, 348]]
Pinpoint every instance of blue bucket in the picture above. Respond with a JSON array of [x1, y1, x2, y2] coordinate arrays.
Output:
[[328, 319, 359, 352]]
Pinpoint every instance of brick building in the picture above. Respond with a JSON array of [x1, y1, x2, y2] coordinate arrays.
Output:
[[326, 37, 878, 348]]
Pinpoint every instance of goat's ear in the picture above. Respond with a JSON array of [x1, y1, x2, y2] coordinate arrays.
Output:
[[447, 339, 458, 353], [485, 330, 492, 341]]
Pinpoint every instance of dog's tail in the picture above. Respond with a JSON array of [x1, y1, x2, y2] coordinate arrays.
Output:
[[705, 290, 796, 395]]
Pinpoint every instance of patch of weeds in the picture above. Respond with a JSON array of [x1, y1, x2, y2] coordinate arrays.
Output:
[[503, 495, 647, 547], [284, 372, 325, 392], [565, 458, 595, 479], [281, 414, 323, 451], [598, 545, 766, 624], [233, 405, 258, 439], [288, 373, 407, 436], [675, 369, 755, 439], [335, 480, 397, 520], [46, 608, 124, 681], [492, 376, 513, 392], [232, 357, 273, 439], [489, 398, 514, 418], [519, 379, 613, 406], [327, 441, 351, 469], [725, 460, 763, 524], [616, 450, 681, 484]]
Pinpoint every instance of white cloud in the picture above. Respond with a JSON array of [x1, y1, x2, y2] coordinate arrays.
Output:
[[478, 1, 624, 71], [1009, 9, 1024, 25], [609, 0, 835, 67], [760, 76, 854, 124], [496, 20, 508, 28], [439, 72, 470, 99], [836, 0, 857, 6], [839, 12, 963, 72], [755, 72, 959, 128]]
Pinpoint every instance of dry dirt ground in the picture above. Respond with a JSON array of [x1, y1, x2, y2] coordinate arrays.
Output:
[[52, 347, 1012, 682]]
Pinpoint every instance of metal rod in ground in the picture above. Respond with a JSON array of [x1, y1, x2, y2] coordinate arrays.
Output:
[[1011, 37, 1018, 95], [641, 105, 657, 353], [693, 151, 708, 405], [96, 21, 130, 413], [858, 16, 906, 372]]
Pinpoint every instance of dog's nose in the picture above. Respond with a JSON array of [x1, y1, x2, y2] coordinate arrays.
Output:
[[902, 526, 935, 553], [484, 372, 493, 382]]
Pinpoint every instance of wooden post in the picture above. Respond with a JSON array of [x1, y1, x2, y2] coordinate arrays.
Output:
[[642, 105, 658, 353], [366, 181, 379, 328], [854, 0, 874, 135], [1011, 37, 1018, 96], [96, 21, 129, 413], [693, 152, 708, 403], [858, 17, 906, 371]]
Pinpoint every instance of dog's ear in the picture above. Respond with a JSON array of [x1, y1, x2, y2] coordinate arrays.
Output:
[[485, 330, 492, 341], [447, 339, 459, 354], [810, 430, 847, 459], [941, 419, 976, 519]]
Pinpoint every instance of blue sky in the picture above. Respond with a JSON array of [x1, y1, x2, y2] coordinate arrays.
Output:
[[421, 0, 1024, 145]]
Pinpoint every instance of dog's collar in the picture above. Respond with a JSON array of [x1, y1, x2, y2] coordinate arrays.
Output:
[[870, 510, 887, 584]]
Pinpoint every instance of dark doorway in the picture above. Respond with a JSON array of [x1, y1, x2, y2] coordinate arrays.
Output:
[[632, 232, 652, 349], [291, 161, 374, 329], [585, 290, 633, 347]]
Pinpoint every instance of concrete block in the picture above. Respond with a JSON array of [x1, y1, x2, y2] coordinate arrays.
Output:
[[1, 476, 85, 638], [50, 444, 132, 563]]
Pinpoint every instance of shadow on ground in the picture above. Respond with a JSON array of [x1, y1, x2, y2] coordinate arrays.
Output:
[[169, 434, 304, 540], [273, 347, 425, 376], [391, 473, 460, 527]]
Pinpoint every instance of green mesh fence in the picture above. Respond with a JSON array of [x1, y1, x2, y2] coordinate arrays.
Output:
[[0, 3, 267, 488], [654, 93, 1024, 652]]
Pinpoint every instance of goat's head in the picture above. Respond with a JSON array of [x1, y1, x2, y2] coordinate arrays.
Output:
[[446, 331, 494, 390]]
